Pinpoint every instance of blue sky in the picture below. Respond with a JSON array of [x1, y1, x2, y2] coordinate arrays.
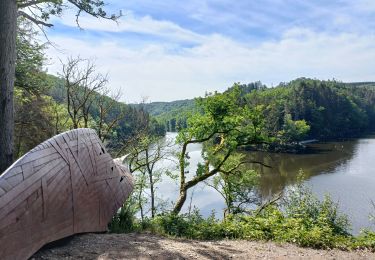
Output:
[[44, 0, 375, 102]]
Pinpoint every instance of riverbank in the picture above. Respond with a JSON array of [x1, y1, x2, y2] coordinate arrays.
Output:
[[31, 233, 375, 260]]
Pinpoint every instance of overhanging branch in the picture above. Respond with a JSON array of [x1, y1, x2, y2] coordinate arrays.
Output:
[[17, 0, 50, 9], [18, 11, 53, 27]]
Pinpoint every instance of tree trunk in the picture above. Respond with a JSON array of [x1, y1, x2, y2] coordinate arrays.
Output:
[[173, 187, 187, 214], [0, 0, 17, 173], [173, 144, 188, 214], [138, 184, 144, 222], [145, 149, 156, 218], [149, 175, 155, 218]]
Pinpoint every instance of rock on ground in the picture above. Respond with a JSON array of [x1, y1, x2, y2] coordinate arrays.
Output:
[[31, 232, 375, 260]]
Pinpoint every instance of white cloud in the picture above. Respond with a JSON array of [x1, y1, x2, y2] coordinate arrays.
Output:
[[53, 11, 206, 44], [45, 24, 375, 102]]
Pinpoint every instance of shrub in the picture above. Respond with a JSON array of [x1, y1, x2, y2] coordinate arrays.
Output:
[[109, 206, 136, 233], [109, 182, 375, 251], [283, 182, 350, 237], [354, 231, 375, 250]]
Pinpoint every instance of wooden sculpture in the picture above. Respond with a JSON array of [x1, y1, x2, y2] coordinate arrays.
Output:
[[0, 129, 133, 260]]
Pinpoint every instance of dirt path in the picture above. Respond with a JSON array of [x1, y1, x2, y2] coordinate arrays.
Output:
[[31, 232, 374, 260]]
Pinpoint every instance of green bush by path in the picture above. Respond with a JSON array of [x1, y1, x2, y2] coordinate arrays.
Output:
[[109, 205, 375, 251], [109, 182, 375, 251]]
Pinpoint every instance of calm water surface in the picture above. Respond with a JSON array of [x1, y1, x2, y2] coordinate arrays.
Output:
[[156, 133, 375, 234]]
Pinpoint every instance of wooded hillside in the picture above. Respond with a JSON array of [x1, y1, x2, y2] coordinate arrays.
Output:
[[142, 79, 375, 140]]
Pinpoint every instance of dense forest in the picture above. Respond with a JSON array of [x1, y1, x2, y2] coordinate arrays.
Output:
[[144, 80, 375, 142], [131, 99, 196, 132], [247, 79, 375, 140]]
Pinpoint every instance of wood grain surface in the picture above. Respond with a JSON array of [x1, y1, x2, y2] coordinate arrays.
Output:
[[0, 128, 133, 260]]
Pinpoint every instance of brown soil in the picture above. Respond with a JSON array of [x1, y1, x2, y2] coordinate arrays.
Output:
[[31, 232, 374, 260]]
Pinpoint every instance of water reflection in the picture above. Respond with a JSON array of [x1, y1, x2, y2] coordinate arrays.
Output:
[[307, 138, 375, 234], [155, 133, 375, 234], [247, 140, 358, 199]]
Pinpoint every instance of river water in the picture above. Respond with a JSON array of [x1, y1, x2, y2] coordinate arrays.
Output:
[[153, 133, 375, 234]]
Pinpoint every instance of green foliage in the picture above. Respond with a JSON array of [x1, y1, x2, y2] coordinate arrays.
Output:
[[14, 89, 51, 157], [110, 180, 375, 251], [354, 231, 375, 249], [172, 85, 270, 213], [109, 201, 138, 233], [138, 82, 267, 133], [246, 78, 375, 140], [16, 22, 49, 95], [134, 99, 196, 117], [225, 81, 266, 96], [17, 0, 119, 26], [269, 180, 351, 248], [284, 190, 350, 237], [131, 99, 197, 132], [278, 114, 310, 144], [12, 27, 75, 158], [177, 85, 268, 148], [152, 210, 226, 240], [12, 30, 160, 158], [209, 154, 260, 215], [45, 73, 164, 153], [141, 78, 375, 142], [14, 87, 74, 158]]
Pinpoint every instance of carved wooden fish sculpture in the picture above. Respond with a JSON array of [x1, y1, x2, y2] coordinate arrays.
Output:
[[0, 129, 133, 260]]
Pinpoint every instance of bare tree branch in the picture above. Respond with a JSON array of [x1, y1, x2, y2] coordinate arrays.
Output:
[[61, 56, 107, 129], [255, 192, 283, 216]]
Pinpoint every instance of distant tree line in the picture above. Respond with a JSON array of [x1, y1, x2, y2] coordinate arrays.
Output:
[[148, 79, 375, 143], [245, 78, 375, 140]]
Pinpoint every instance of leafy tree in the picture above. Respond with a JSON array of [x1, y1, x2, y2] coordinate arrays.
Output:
[[14, 89, 52, 157], [13, 24, 68, 158], [173, 86, 268, 214], [49, 99, 74, 134], [278, 114, 310, 144], [109, 104, 166, 156], [206, 153, 260, 217], [127, 135, 175, 218], [16, 20, 48, 95], [13, 89, 72, 158]]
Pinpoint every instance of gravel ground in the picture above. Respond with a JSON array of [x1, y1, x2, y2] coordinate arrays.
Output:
[[31, 232, 375, 260]]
